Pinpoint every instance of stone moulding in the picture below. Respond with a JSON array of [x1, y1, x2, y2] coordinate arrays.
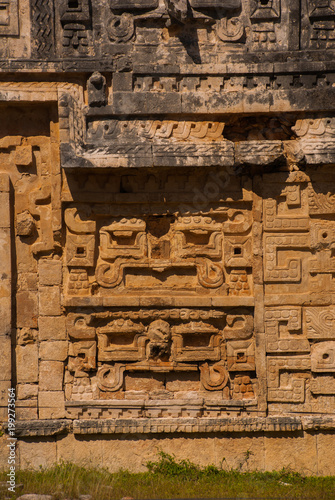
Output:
[[4, 18, 335, 473]]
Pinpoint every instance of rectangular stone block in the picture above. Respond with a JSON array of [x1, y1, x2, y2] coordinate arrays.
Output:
[[264, 433, 317, 475], [56, 433, 104, 467], [0, 0, 19, 37], [18, 438, 57, 468], [0, 295, 11, 336], [38, 391, 65, 419], [39, 341, 68, 361], [113, 72, 133, 92], [38, 259, 62, 286], [16, 344, 38, 383], [39, 361, 64, 391], [38, 316, 67, 341], [16, 291, 38, 328], [39, 286, 61, 316]]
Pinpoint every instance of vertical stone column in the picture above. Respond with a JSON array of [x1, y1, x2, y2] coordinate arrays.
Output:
[[0, 173, 12, 420]]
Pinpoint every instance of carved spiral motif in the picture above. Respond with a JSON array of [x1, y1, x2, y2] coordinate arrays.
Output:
[[96, 263, 123, 288], [108, 14, 134, 43], [198, 260, 224, 288]]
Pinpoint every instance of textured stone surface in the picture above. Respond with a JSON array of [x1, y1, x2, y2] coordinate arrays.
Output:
[[39, 362, 64, 391], [1, 0, 335, 473], [38, 392, 65, 420], [9, 429, 323, 475], [38, 317, 67, 341], [16, 345, 39, 384], [18, 439, 57, 470]]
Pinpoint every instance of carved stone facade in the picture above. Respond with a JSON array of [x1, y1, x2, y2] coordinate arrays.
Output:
[[2, 0, 335, 474]]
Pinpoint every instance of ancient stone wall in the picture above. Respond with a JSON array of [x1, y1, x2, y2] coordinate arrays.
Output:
[[1, 0, 335, 473]]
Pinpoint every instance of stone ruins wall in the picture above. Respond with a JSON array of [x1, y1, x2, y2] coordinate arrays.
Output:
[[1, 0, 335, 474]]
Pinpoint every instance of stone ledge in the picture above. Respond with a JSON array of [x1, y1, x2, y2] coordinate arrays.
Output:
[[10, 420, 72, 437], [2, 55, 335, 74], [61, 138, 335, 171], [65, 399, 258, 420], [3, 416, 315, 437]]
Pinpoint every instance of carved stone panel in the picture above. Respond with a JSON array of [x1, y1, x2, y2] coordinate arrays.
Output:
[[4, 78, 335, 437]]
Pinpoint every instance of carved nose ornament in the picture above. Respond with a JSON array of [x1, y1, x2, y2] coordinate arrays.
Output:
[[164, 0, 189, 24]]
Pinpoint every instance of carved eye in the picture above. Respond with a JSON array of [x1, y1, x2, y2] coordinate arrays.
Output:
[[323, 353, 330, 360], [234, 247, 242, 255], [322, 232, 328, 239]]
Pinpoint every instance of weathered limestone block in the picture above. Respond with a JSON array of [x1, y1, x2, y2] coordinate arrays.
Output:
[[38, 392, 65, 420], [0, 336, 12, 381], [39, 341, 68, 361]]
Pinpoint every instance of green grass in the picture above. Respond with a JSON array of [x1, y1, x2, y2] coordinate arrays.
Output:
[[1, 452, 335, 500]]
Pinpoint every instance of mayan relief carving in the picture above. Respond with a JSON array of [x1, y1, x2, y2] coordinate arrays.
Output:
[[0, 70, 334, 427], [64, 305, 256, 404], [0, 0, 335, 459]]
